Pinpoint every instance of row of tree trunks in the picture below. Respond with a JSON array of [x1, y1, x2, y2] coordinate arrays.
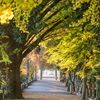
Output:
[[65, 71, 87, 99], [63, 68, 99, 100], [64, 72, 75, 93]]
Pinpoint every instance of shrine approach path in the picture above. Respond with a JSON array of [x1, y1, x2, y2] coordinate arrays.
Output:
[[23, 78, 81, 100]]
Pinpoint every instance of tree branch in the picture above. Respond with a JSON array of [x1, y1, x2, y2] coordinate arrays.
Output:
[[39, 0, 62, 21], [44, 7, 63, 22], [22, 18, 65, 57]]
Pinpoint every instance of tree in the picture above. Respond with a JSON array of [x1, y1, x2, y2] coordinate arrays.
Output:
[[42, 0, 100, 99], [0, 0, 72, 99], [0, 0, 100, 99]]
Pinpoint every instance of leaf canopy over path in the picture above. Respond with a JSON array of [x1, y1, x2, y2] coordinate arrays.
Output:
[[0, 0, 100, 99]]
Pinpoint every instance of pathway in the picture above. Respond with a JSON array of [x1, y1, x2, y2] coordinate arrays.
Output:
[[23, 78, 81, 100]]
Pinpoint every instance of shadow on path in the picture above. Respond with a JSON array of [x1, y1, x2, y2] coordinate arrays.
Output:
[[23, 78, 81, 100]]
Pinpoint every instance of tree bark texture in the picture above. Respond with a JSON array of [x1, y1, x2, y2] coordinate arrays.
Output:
[[69, 73, 75, 93], [0, 55, 24, 99], [66, 73, 75, 93], [0, 31, 24, 99], [7, 56, 24, 99]]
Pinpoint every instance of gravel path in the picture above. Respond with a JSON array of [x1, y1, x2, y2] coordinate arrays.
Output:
[[23, 78, 81, 100]]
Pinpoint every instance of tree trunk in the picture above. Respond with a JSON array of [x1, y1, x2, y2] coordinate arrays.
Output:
[[2, 54, 24, 99], [40, 69, 42, 80], [81, 67, 87, 100], [59, 71, 62, 81], [66, 73, 75, 93], [69, 73, 75, 93], [65, 78, 68, 87], [67, 80, 70, 91], [0, 27, 26, 99], [55, 69, 57, 80], [82, 76, 87, 100], [8, 56, 23, 99]]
